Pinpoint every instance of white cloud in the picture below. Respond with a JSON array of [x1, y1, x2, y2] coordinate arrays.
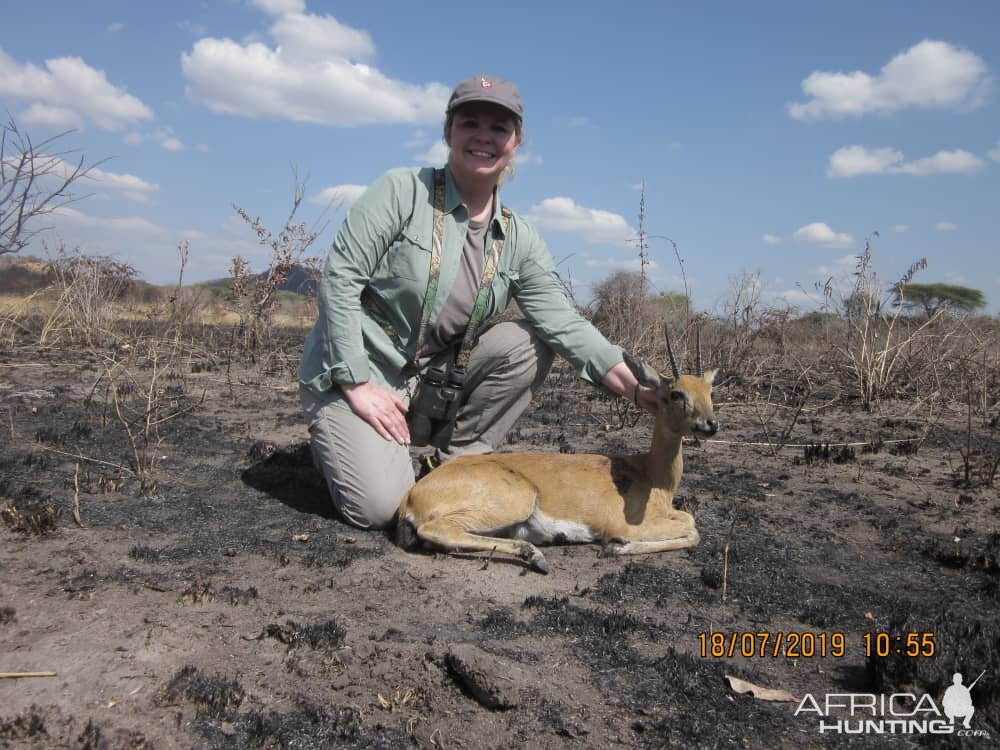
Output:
[[990, 141, 1000, 162], [793, 222, 854, 248], [31, 157, 159, 195], [762, 233, 782, 245], [789, 40, 989, 120], [890, 224, 910, 232], [249, 0, 305, 15], [935, 222, 957, 231], [0, 47, 153, 130], [827, 146, 903, 177], [526, 197, 634, 244], [312, 184, 367, 207], [414, 141, 449, 165], [107, 22, 125, 33], [585, 257, 660, 272], [772, 288, 817, 309], [816, 254, 860, 278], [54, 206, 167, 235], [19, 101, 82, 129], [181, 14, 449, 126], [124, 127, 186, 151], [827, 145, 985, 177], [896, 150, 984, 175], [513, 150, 543, 167], [86, 165, 159, 194], [270, 12, 375, 62]]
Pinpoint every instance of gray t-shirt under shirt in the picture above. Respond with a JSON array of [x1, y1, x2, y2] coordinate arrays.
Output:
[[423, 216, 489, 357]]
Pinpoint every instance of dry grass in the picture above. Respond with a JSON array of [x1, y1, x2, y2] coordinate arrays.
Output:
[[0, 289, 314, 329]]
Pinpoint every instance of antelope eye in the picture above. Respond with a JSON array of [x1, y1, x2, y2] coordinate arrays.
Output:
[[669, 390, 685, 402]]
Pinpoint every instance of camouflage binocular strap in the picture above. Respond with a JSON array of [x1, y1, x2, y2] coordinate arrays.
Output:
[[363, 168, 510, 370]]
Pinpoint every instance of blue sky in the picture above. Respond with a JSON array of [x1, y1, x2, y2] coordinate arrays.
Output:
[[2, 0, 998, 313]]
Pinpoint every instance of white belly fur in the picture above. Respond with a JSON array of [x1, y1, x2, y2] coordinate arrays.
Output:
[[498, 510, 598, 545]]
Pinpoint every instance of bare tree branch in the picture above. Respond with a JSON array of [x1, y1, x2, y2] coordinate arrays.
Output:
[[1, 115, 102, 255]]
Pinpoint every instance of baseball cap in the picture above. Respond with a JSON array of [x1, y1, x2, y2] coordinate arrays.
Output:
[[446, 75, 523, 119]]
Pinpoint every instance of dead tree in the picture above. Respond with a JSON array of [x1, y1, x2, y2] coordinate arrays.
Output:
[[1, 115, 99, 255]]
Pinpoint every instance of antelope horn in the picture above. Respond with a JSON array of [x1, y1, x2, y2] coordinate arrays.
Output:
[[696, 327, 703, 377], [664, 325, 681, 379]]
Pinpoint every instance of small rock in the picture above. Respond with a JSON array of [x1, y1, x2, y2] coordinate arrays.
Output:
[[445, 644, 528, 710]]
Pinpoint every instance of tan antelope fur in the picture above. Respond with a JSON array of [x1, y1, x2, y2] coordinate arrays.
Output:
[[396, 330, 719, 573]]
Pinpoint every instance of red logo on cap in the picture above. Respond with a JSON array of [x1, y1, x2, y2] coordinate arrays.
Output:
[[480, 77, 492, 89]]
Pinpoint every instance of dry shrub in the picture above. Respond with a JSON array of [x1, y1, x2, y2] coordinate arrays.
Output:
[[820, 235, 941, 411], [590, 270, 690, 364], [229, 177, 321, 358], [41, 243, 136, 347], [710, 270, 796, 380], [587, 269, 696, 427]]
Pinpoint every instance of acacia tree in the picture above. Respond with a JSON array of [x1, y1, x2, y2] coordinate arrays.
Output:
[[894, 283, 986, 317], [1, 116, 97, 255]]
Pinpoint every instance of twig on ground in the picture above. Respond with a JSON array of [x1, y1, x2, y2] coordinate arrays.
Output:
[[72, 461, 83, 526], [722, 515, 737, 602]]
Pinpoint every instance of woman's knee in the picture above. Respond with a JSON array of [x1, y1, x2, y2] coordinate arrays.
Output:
[[477, 320, 554, 384], [333, 484, 404, 530], [304, 405, 413, 530]]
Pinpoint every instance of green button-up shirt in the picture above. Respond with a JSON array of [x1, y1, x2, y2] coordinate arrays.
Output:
[[299, 166, 623, 405]]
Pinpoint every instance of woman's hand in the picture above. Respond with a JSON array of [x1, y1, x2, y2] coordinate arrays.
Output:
[[601, 361, 659, 415], [340, 382, 411, 445]]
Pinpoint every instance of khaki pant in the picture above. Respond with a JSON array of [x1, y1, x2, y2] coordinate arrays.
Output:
[[301, 320, 554, 529]]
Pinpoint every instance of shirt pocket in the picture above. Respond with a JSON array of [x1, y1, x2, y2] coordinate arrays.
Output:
[[489, 269, 520, 317], [386, 228, 431, 281]]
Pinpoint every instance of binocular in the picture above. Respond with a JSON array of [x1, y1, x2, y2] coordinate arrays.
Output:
[[407, 364, 465, 448]]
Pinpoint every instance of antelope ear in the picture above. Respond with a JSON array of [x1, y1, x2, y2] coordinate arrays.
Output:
[[703, 368, 718, 386], [623, 352, 661, 388]]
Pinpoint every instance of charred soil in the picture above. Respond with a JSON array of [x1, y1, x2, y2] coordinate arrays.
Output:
[[1, 322, 998, 749]]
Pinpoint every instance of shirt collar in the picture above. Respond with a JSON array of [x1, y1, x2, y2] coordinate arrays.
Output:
[[443, 165, 508, 238]]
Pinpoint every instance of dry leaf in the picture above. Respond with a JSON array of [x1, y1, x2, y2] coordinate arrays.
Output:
[[725, 675, 797, 702]]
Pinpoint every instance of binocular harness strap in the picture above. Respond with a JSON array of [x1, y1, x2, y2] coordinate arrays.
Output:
[[361, 168, 511, 374]]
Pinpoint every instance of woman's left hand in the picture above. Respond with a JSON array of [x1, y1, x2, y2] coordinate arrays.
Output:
[[601, 361, 658, 415]]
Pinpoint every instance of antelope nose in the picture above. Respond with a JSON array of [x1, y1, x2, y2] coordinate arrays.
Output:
[[704, 419, 719, 436]]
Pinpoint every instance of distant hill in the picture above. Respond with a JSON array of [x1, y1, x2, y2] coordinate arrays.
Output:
[[195, 263, 316, 298], [0, 255, 52, 294], [0, 255, 316, 300]]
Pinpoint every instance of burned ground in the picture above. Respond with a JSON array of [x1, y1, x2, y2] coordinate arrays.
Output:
[[1, 321, 998, 749]]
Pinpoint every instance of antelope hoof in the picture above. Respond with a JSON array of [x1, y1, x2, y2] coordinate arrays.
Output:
[[600, 543, 625, 558], [518, 543, 549, 574], [530, 553, 550, 574]]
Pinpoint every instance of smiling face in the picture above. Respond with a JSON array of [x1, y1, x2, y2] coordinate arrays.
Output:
[[444, 102, 521, 188]]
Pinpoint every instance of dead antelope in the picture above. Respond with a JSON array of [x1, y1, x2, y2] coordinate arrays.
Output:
[[396, 329, 718, 573]]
